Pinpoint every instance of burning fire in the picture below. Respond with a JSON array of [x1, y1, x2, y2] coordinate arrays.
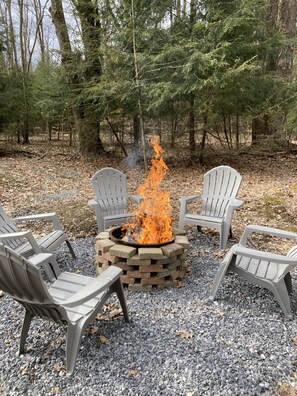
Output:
[[123, 135, 173, 244]]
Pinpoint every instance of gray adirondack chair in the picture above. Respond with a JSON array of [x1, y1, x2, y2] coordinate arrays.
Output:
[[0, 204, 75, 259], [210, 224, 297, 318], [88, 167, 142, 232], [179, 166, 243, 249], [0, 244, 129, 376]]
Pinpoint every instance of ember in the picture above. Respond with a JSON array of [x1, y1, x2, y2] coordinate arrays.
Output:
[[123, 135, 173, 244]]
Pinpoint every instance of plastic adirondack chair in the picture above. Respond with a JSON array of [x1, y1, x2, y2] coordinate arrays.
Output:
[[210, 224, 297, 318], [0, 245, 129, 376], [0, 204, 75, 259], [179, 166, 243, 249], [88, 167, 142, 232]]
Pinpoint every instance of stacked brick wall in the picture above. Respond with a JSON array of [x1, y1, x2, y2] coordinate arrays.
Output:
[[95, 229, 190, 291]]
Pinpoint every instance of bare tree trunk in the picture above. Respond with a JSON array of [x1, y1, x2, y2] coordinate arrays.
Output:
[[199, 114, 207, 164], [18, 0, 30, 144], [235, 113, 239, 149], [189, 94, 196, 159], [33, 0, 46, 62], [131, 0, 147, 169], [50, 0, 106, 155]]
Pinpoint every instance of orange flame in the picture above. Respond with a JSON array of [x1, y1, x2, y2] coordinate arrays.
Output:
[[124, 135, 173, 244]]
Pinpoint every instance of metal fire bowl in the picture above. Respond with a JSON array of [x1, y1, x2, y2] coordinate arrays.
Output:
[[109, 226, 174, 248]]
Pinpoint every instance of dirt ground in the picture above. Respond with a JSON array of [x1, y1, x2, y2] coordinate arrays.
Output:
[[1, 138, 297, 252], [0, 138, 297, 395]]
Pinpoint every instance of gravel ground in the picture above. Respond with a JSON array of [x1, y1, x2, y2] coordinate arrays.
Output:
[[0, 232, 297, 396]]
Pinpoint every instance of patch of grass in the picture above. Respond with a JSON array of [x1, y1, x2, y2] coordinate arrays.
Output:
[[249, 191, 294, 225]]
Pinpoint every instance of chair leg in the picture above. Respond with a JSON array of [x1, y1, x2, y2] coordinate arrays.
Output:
[[112, 278, 129, 322], [65, 323, 84, 377], [66, 240, 76, 259], [284, 272, 293, 294], [210, 249, 235, 301], [19, 310, 33, 355], [220, 231, 229, 250], [271, 282, 292, 319]]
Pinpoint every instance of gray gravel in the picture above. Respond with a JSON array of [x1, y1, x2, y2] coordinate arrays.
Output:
[[1, 231, 297, 395]]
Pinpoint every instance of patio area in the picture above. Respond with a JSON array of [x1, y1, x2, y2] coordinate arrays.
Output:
[[1, 231, 296, 395]]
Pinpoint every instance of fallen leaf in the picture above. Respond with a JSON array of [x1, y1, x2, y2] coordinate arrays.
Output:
[[128, 369, 138, 377], [99, 335, 111, 343], [291, 337, 297, 346], [213, 251, 225, 258], [52, 387, 61, 394], [20, 367, 29, 376], [176, 330, 195, 339], [87, 326, 99, 334], [53, 363, 65, 373]]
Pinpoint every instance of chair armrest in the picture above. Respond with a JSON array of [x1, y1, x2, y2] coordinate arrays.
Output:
[[228, 199, 244, 208], [233, 245, 297, 265], [224, 199, 244, 225], [61, 266, 123, 308], [88, 199, 98, 208], [179, 195, 200, 228], [28, 253, 61, 280], [239, 225, 297, 247], [13, 213, 63, 230], [179, 195, 200, 204], [0, 231, 42, 253]]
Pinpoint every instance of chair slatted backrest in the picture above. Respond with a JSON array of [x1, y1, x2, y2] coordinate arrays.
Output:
[[202, 166, 242, 218], [91, 168, 128, 215], [0, 245, 65, 323], [0, 205, 25, 250]]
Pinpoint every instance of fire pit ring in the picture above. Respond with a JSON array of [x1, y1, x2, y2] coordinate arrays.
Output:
[[109, 226, 175, 248], [95, 227, 190, 291]]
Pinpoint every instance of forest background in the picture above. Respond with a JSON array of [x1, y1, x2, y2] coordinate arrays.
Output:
[[0, 0, 297, 164], [1, 0, 297, 247]]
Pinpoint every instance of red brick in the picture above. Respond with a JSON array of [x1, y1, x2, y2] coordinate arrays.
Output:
[[96, 239, 115, 253], [157, 281, 176, 289], [103, 252, 122, 263], [128, 284, 152, 291], [120, 275, 136, 285], [127, 255, 151, 266], [127, 271, 151, 279], [161, 243, 184, 257], [154, 256, 176, 265], [138, 248, 164, 259], [139, 265, 164, 273], [174, 235, 190, 249], [96, 232, 110, 240], [109, 245, 137, 259], [141, 277, 164, 285], [115, 261, 134, 271], [157, 269, 173, 278]]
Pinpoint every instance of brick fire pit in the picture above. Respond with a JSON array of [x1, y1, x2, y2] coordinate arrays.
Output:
[[95, 228, 190, 291]]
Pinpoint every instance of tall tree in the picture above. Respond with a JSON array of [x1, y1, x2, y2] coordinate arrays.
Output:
[[251, 0, 297, 144], [50, 0, 105, 154]]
